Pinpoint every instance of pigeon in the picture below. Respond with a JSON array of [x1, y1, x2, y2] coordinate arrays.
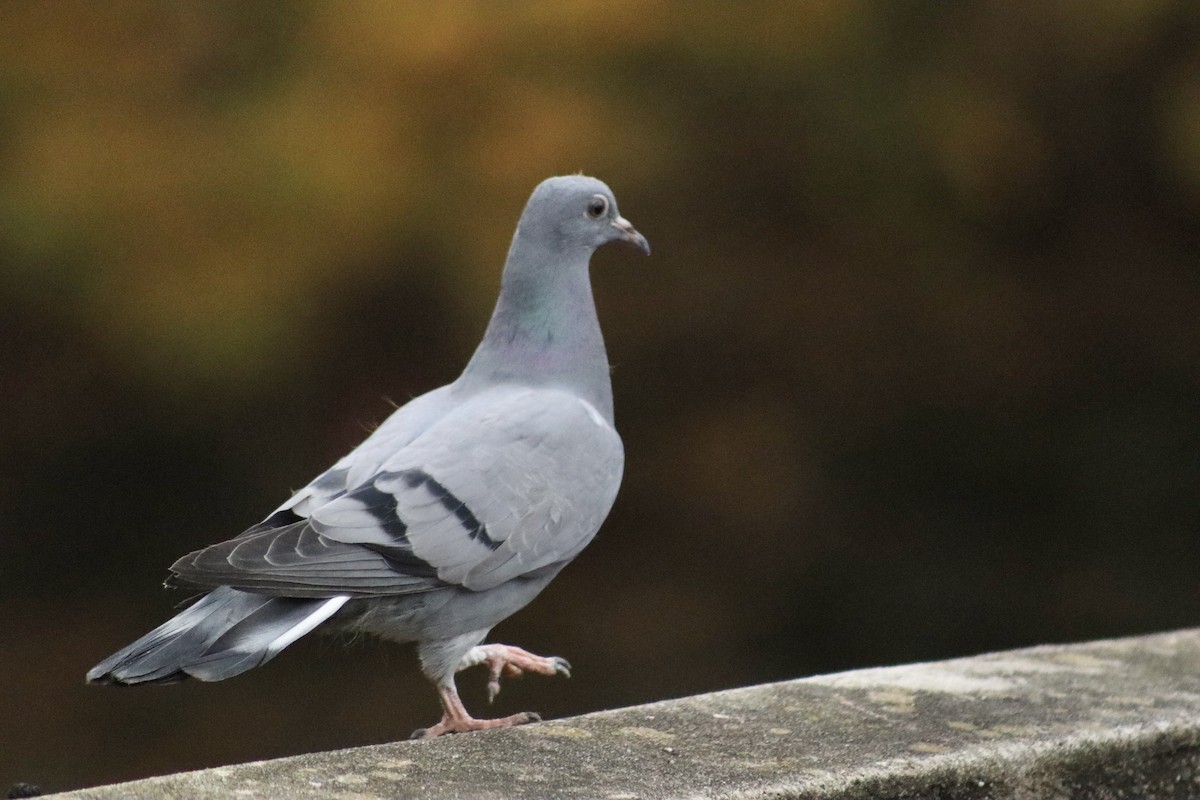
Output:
[[87, 175, 649, 738]]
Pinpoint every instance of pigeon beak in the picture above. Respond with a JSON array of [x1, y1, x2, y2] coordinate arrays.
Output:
[[611, 216, 651, 256]]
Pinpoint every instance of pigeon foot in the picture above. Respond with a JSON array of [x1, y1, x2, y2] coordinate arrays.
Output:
[[411, 685, 541, 738], [410, 710, 541, 739], [459, 643, 571, 703]]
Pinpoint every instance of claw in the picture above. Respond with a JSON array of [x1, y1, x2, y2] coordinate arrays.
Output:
[[551, 656, 572, 678], [487, 664, 503, 704]]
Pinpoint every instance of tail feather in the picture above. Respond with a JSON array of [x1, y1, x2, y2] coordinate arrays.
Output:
[[87, 587, 348, 685], [184, 595, 347, 681]]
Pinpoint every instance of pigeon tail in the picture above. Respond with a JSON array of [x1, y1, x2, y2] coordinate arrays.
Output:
[[87, 587, 347, 685]]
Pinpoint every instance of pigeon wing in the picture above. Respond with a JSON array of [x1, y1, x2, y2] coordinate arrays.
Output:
[[169, 386, 623, 597]]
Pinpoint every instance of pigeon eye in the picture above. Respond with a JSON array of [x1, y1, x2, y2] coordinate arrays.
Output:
[[585, 195, 609, 219]]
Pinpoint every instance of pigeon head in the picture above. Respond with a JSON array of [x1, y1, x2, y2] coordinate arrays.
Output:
[[519, 175, 650, 256]]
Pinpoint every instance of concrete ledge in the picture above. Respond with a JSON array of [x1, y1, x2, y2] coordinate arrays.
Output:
[[54, 629, 1200, 799]]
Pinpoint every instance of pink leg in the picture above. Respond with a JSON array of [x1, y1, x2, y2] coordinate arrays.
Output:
[[410, 643, 572, 738], [411, 684, 541, 739]]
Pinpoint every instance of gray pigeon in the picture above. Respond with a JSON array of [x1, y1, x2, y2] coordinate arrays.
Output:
[[87, 175, 649, 738]]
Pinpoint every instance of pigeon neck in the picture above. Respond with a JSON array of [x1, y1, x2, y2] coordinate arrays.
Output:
[[460, 239, 613, 422]]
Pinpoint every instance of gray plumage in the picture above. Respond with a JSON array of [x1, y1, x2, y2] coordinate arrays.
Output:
[[87, 175, 648, 737]]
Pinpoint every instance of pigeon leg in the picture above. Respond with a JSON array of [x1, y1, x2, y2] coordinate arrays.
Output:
[[410, 683, 541, 739], [458, 643, 572, 703]]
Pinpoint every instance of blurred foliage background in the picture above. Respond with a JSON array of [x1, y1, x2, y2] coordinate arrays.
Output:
[[2, 0, 1199, 792]]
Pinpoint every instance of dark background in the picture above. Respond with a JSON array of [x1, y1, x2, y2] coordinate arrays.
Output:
[[3, 2, 1199, 792]]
